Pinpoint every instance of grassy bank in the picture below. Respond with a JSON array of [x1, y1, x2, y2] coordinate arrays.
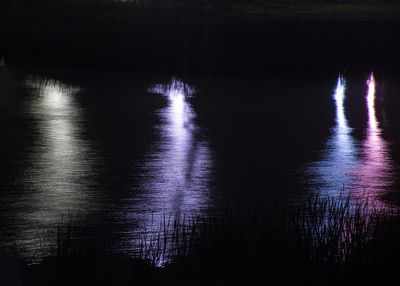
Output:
[[1, 0, 400, 74], [4, 197, 400, 286]]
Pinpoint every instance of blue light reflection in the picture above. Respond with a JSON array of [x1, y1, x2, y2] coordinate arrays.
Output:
[[306, 75, 359, 198]]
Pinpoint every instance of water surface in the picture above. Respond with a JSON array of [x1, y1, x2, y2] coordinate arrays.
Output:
[[0, 68, 399, 260]]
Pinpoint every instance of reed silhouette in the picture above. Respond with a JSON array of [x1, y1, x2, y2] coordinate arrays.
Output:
[[12, 196, 400, 286]]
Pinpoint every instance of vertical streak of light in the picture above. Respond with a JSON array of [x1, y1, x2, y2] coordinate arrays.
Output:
[[335, 75, 348, 131], [350, 73, 394, 211], [305, 74, 358, 199], [122, 79, 212, 265], [367, 74, 377, 132], [14, 78, 94, 259]]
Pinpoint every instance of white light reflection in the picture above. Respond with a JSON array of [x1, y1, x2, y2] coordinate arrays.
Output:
[[351, 73, 394, 210], [305, 75, 359, 198], [123, 79, 213, 264], [13, 78, 96, 259], [334, 75, 348, 131]]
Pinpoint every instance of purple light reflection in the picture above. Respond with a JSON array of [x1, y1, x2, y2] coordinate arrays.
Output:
[[123, 79, 213, 264], [145, 79, 211, 214]]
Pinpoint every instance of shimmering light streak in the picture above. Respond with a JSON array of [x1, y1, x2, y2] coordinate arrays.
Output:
[[123, 79, 212, 264], [351, 73, 394, 209], [13, 78, 96, 258], [306, 73, 395, 211], [334, 75, 347, 131], [366, 73, 377, 131], [305, 75, 358, 198]]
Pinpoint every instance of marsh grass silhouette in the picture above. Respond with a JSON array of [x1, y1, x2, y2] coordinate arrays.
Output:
[[15, 196, 400, 286]]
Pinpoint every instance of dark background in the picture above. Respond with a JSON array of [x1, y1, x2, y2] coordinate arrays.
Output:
[[1, 0, 400, 75]]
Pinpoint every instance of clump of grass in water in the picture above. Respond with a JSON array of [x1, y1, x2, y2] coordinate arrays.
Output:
[[130, 213, 204, 266]]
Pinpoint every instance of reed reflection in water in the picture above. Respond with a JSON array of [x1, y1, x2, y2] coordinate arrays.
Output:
[[306, 74, 395, 210]]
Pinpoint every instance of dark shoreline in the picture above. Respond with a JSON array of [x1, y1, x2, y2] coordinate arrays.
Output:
[[1, 1, 400, 76]]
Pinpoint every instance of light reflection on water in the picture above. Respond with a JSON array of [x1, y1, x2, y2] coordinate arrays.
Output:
[[351, 74, 395, 208], [1, 71, 398, 262], [306, 75, 359, 197], [3, 76, 212, 262], [8, 78, 99, 258], [121, 79, 213, 261], [306, 74, 395, 210], [143, 79, 212, 215]]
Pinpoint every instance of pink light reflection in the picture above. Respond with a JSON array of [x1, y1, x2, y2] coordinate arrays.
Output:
[[351, 73, 394, 210], [367, 74, 378, 131]]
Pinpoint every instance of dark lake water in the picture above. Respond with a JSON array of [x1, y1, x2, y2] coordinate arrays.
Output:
[[1, 68, 400, 261]]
